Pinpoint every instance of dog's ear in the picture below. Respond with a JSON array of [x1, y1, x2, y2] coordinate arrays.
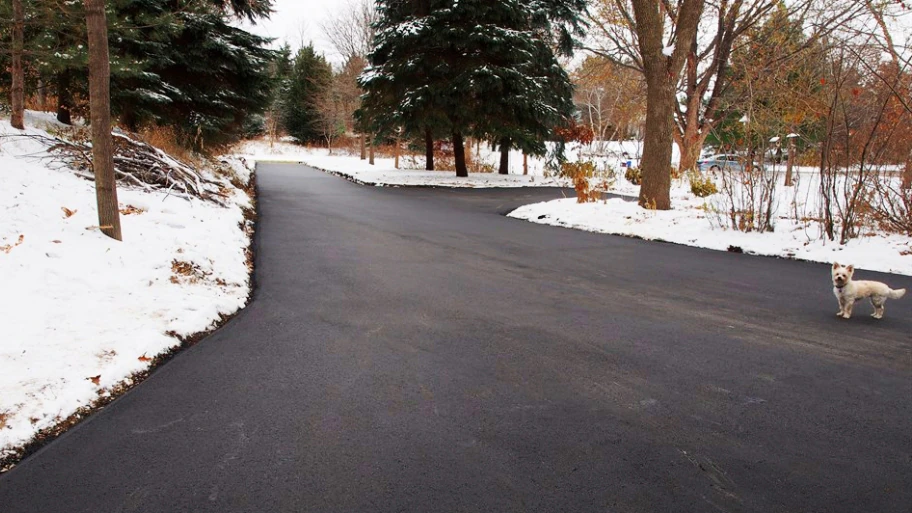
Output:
[[833, 262, 840, 269], [847, 265, 854, 273]]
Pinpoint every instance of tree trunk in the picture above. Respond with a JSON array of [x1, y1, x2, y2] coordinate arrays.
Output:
[[425, 127, 434, 170], [499, 138, 510, 175], [10, 0, 25, 130], [523, 152, 528, 175], [84, 0, 122, 241], [677, 125, 706, 174], [394, 133, 400, 169], [785, 140, 796, 187], [630, 0, 703, 210], [638, 78, 675, 210], [57, 70, 73, 125], [360, 133, 366, 160], [368, 136, 375, 165], [453, 131, 467, 177]]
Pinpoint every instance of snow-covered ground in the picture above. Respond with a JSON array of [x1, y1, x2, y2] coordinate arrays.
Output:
[[0, 112, 254, 465]]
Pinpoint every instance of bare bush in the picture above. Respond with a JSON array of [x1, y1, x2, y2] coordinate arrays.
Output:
[[714, 165, 780, 232]]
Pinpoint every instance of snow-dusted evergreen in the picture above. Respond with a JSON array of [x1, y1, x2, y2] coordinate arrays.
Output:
[[359, 0, 587, 176]]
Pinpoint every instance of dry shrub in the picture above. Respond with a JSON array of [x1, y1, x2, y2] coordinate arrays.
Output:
[[713, 166, 779, 232], [624, 166, 642, 185], [562, 161, 602, 203], [138, 125, 197, 164], [688, 171, 719, 197], [872, 179, 912, 236]]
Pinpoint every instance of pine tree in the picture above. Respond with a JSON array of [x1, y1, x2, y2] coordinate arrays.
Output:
[[281, 45, 332, 143], [110, 1, 275, 148], [360, 0, 586, 177]]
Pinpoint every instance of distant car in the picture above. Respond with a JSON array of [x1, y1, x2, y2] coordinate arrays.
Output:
[[697, 154, 762, 173]]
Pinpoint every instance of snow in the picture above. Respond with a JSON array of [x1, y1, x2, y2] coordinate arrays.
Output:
[[233, 139, 572, 187], [662, 45, 675, 57], [509, 169, 912, 276], [0, 112, 254, 463]]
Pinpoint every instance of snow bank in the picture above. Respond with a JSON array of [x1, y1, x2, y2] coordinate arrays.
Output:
[[0, 112, 254, 463], [509, 172, 912, 276]]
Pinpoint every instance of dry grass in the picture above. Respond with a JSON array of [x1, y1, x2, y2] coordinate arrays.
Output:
[[137, 125, 198, 164]]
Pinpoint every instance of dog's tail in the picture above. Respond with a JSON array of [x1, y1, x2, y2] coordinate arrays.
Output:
[[889, 288, 906, 299]]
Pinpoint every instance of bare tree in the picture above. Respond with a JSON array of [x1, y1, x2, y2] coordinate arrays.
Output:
[[319, 0, 377, 63], [84, 0, 122, 240], [587, 0, 861, 206], [10, 0, 25, 129], [315, 75, 347, 155]]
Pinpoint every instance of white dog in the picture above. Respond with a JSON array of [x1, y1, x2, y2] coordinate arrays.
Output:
[[832, 263, 906, 319]]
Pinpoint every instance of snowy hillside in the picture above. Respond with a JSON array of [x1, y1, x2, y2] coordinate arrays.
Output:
[[0, 112, 255, 469]]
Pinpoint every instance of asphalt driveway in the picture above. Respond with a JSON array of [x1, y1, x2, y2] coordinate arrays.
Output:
[[1, 163, 909, 512]]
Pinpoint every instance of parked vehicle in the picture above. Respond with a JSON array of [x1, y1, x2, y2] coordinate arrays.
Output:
[[697, 154, 763, 173]]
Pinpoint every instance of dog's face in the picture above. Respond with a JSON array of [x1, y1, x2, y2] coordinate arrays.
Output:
[[832, 262, 855, 287]]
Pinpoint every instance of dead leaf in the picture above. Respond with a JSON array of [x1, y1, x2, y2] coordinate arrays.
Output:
[[61, 207, 77, 218], [0, 235, 25, 254], [51, 240, 62, 244], [138, 354, 152, 362], [87, 375, 101, 386], [119, 205, 145, 215]]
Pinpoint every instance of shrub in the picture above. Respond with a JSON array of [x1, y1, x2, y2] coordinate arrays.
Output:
[[561, 161, 601, 203], [624, 166, 641, 185], [689, 172, 719, 197]]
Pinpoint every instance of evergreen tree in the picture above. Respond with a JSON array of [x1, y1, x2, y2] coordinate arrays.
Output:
[[360, 0, 586, 176], [110, 0, 275, 148], [281, 44, 332, 143]]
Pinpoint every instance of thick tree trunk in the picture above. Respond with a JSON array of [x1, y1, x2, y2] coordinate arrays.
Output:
[[57, 70, 73, 125], [453, 131, 467, 177], [10, 0, 25, 130], [630, 0, 703, 210], [424, 127, 434, 170], [84, 0, 122, 241], [359, 133, 366, 160], [638, 78, 675, 210], [498, 138, 510, 175]]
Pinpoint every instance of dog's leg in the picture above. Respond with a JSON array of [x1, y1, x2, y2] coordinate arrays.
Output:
[[836, 295, 846, 317], [842, 298, 856, 319], [871, 296, 886, 319]]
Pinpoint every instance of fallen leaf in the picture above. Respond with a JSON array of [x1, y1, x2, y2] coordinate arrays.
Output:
[[51, 240, 62, 244], [61, 207, 77, 218], [88, 375, 101, 386], [0, 235, 25, 254], [138, 354, 152, 362], [119, 205, 145, 215]]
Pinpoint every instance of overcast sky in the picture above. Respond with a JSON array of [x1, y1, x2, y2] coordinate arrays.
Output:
[[239, 0, 342, 62]]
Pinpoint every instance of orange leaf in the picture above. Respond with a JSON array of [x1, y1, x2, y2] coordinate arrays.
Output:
[[61, 207, 77, 218], [88, 375, 101, 385], [0, 235, 24, 254], [138, 354, 152, 362]]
